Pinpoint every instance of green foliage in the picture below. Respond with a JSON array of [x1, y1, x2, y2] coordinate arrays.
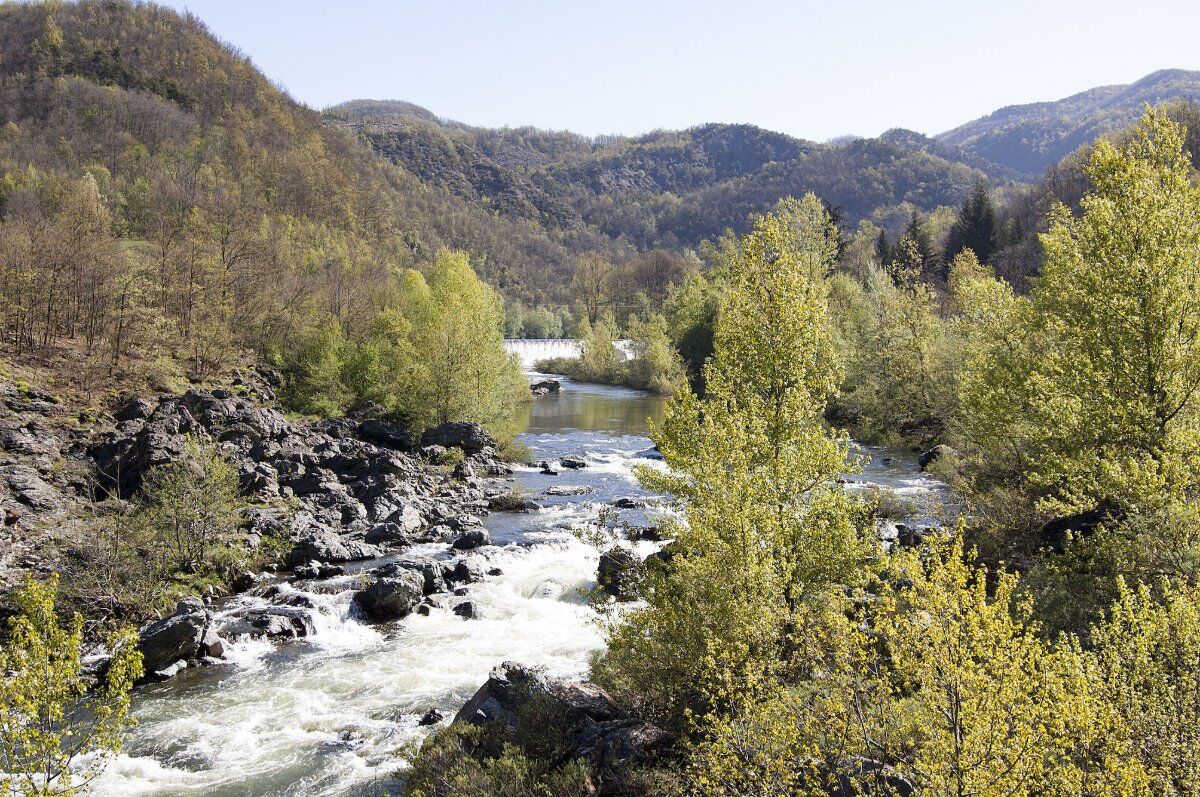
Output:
[[138, 437, 243, 575], [62, 437, 255, 630], [279, 250, 527, 435], [597, 195, 870, 733], [944, 179, 998, 265], [1090, 580, 1200, 795], [0, 575, 143, 796], [957, 111, 1200, 603]]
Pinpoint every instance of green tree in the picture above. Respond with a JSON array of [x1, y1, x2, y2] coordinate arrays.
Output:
[[958, 110, 1200, 592], [598, 194, 870, 731], [410, 249, 527, 430], [139, 437, 243, 574], [944, 179, 998, 265], [0, 575, 143, 797]]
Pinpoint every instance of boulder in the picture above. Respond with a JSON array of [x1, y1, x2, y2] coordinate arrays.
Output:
[[453, 601, 478, 619], [137, 599, 210, 675], [488, 493, 540, 512], [447, 558, 487, 586], [220, 606, 316, 641], [418, 708, 445, 726], [455, 661, 624, 729], [293, 560, 346, 579], [285, 530, 380, 567], [452, 662, 665, 778], [353, 569, 426, 621], [451, 528, 491, 551], [0, 464, 59, 510], [612, 497, 647, 509], [918, 444, 956, 471], [420, 423, 496, 455], [386, 559, 447, 596], [529, 379, 561, 395], [364, 521, 413, 546], [545, 485, 593, 497], [357, 419, 417, 451], [539, 461, 560, 476], [560, 456, 588, 469], [597, 547, 643, 601]]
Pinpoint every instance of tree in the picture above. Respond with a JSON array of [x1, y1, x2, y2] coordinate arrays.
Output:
[[139, 437, 243, 574], [598, 194, 870, 732], [0, 575, 143, 797], [568, 253, 616, 324], [411, 249, 527, 429], [625, 313, 685, 393], [1090, 580, 1200, 795], [896, 210, 942, 282], [944, 179, 998, 265], [958, 110, 1200, 584], [575, 312, 622, 382]]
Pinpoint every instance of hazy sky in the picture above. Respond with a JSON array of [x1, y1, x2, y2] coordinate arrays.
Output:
[[157, 0, 1199, 141]]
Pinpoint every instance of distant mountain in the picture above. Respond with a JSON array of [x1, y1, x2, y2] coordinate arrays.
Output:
[[937, 69, 1200, 177], [331, 103, 999, 249]]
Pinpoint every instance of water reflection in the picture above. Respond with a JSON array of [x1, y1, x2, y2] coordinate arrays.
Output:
[[515, 374, 667, 437]]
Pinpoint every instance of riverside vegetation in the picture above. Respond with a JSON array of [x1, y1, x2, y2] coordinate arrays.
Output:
[[4, 0, 1200, 794], [407, 111, 1200, 797]]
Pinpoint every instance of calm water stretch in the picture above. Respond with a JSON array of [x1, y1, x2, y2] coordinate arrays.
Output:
[[89, 375, 945, 797]]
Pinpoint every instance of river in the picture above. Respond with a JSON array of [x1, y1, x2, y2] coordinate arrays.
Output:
[[89, 376, 944, 797]]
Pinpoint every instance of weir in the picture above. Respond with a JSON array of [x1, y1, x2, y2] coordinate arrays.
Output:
[[503, 338, 635, 370]]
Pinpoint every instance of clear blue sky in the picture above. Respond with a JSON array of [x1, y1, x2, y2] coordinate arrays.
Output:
[[157, 0, 1200, 141]]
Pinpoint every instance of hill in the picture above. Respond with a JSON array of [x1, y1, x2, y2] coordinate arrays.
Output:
[[330, 103, 1004, 250], [937, 69, 1200, 177]]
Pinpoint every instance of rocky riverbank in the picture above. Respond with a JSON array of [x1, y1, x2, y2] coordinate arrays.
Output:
[[0, 366, 521, 681]]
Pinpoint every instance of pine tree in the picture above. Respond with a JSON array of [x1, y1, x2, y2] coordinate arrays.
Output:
[[945, 179, 998, 265]]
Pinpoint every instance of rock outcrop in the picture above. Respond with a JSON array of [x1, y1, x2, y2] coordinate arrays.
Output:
[[451, 662, 666, 782]]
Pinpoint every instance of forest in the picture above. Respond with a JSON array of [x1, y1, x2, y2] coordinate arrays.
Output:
[[4, 1, 1200, 796]]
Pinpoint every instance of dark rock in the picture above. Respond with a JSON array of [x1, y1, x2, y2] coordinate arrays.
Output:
[[1040, 504, 1120, 554], [539, 461, 560, 476], [597, 547, 643, 602], [420, 423, 496, 455], [113, 396, 156, 423], [419, 445, 448, 461], [612, 497, 647, 509], [918, 444, 956, 471], [382, 559, 446, 596], [231, 572, 262, 593], [357, 419, 417, 451], [418, 708, 445, 726], [626, 525, 663, 542], [827, 758, 915, 797], [285, 530, 380, 567], [137, 599, 210, 675], [545, 485, 592, 496], [453, 601, 478, 619], [447, 558, 487, 585], [896, 524, 927, 548], [353, 569, 426, 621], [293, 560, 346, 579], [529, 379, 561, 395], [220, 606, 316, 641], [487, 567, 503, 576], [364, 520, 414, 546], [488, 493, 539, 512], [635, 446, 664, 460], [560, 456, 587, 469], [455, 661, 624, 729], [0, 464, 59, 510], [198, 627, 225, 659], [451, 528, 491, 550]]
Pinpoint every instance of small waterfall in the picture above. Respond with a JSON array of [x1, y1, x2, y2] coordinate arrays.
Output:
[[504, 338, 635, 370]]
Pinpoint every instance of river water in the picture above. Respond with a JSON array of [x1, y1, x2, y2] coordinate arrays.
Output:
[[89, 376, 945, 797]]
